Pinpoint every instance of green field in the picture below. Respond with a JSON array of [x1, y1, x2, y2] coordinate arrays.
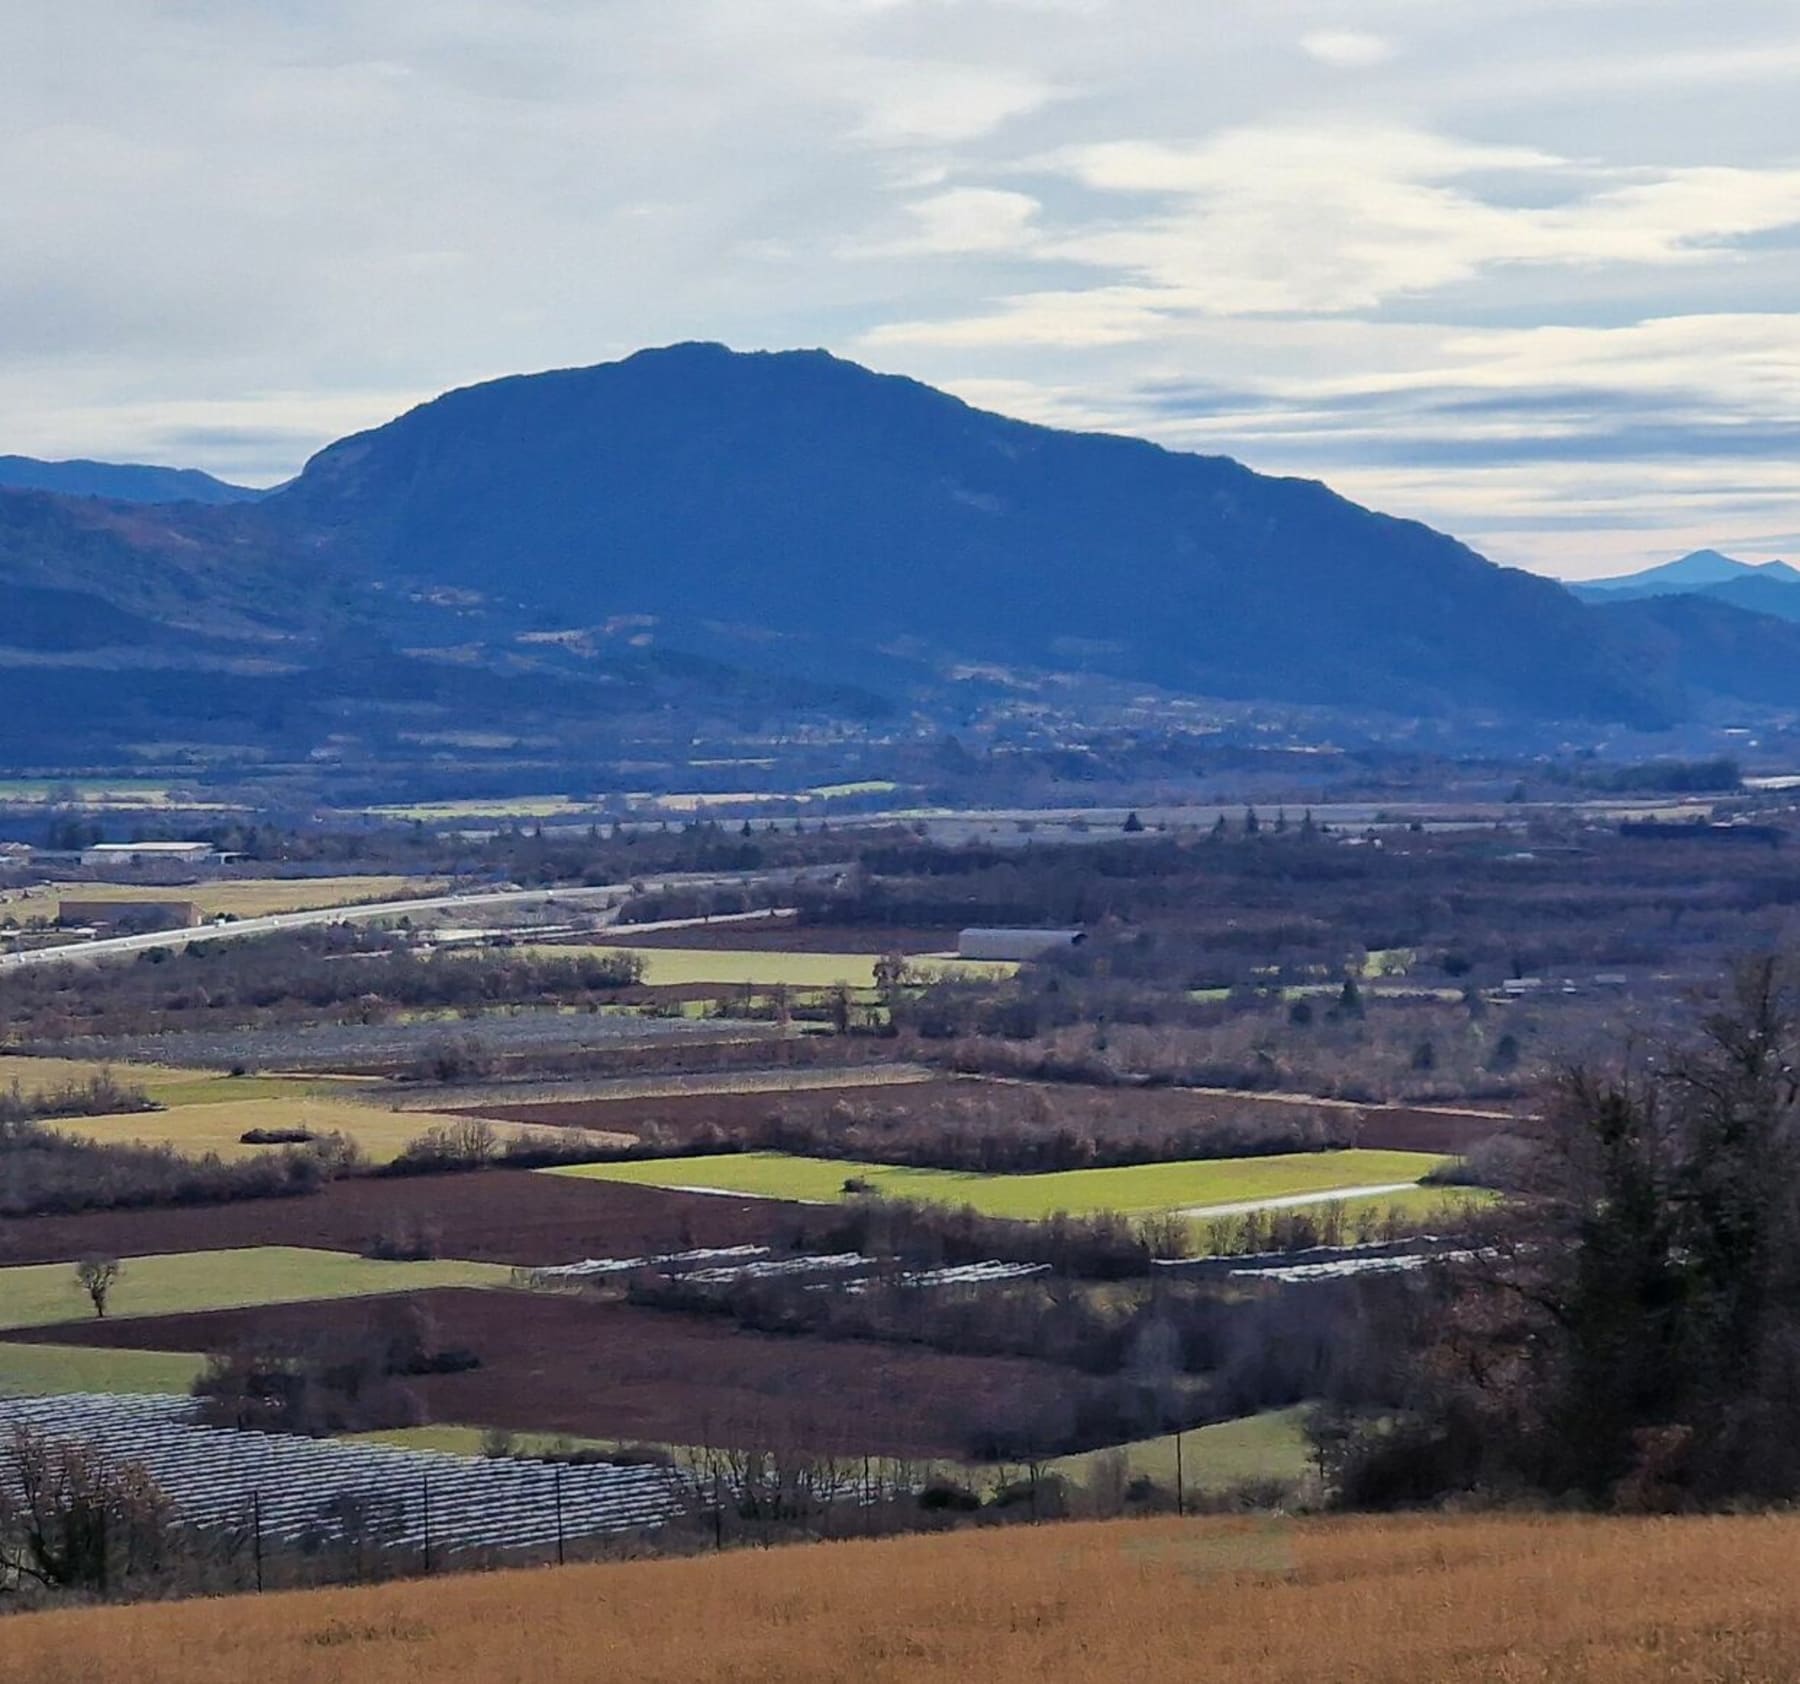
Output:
[[535, 947, 1013, 989], [0, 1247, 512, 1331], [0, 1342, 206, 1397], [1047, 1407, 1315, 1491], [546, 1148, 1449, 1219]]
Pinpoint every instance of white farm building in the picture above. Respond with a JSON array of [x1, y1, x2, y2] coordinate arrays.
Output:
[[79, 841, 227, 868]]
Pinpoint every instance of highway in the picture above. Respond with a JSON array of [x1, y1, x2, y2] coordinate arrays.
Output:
[[0, 868, 835, 971]]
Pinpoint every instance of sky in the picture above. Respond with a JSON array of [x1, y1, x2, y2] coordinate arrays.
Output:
[[4, 1, 1799, 580]]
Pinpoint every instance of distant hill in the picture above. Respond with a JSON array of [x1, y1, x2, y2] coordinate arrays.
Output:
[[0, 455, 261, 506], [1574, 549, 1800, 613], [9, 344, 1800, 770]]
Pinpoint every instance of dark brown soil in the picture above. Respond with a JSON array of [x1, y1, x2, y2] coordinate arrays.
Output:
[[464, 1076, 1511, 1156], [24, 1288, 1067, 1457], [0, 1172, 812, 1269]]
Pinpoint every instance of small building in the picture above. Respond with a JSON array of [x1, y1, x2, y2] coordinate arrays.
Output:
[[79, 841, 226, 869], [59, 899, 202, 931], [958, 927, 1086, 962]]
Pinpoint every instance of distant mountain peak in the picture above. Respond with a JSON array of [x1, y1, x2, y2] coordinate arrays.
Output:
[[1581, 548, 1799, 593]]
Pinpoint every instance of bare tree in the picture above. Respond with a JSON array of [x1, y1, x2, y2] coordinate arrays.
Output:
[[75, 1256, 120, 1319], [0, 1426, 172, 1597]]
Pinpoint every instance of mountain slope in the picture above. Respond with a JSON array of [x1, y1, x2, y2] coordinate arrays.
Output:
[[1586, 594, 1800, 708], [0, 455, 261, 505], [266, 343, 1664, 725]]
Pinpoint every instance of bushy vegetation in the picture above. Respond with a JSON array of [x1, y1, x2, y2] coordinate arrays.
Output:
[[0, 1071, 157, 1125], [0, 1119, 355, 1218], [0, 931, 645, 1044], [1320, 957, 1800, 1511]]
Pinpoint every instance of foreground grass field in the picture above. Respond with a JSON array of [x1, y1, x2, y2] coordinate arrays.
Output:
[[0, 1340, 205, 1397], [40, 874, 448, 921], [9, 1509, 1800, 1683], [548, 1147, 1449, 1218], [47, 1095, 600, 1164], [0, 1247, 511, 1331]]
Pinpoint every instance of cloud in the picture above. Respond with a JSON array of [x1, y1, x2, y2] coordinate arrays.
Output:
[[855, 186, 1041, 254], [4, 0, 1800, 577], [844, 59, 1058, 144], [1299, 31, 1394, 69]]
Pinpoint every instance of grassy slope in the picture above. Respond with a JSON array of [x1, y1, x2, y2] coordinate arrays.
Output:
[[0, 1341, 205, 1397], [8, 1511, 1800, 1683], [0, 1247, 511, 1331], [547, 1148, 1448, 1218]]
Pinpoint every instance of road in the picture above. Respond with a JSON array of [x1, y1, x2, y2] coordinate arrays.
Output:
[[0, 868, 835, 971]]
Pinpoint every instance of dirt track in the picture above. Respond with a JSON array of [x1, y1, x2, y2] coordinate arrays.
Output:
[[25, 1288, 1069, 1457]]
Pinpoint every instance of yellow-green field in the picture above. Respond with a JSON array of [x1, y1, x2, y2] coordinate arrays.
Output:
[[539, 946, 1013, 988], [0, 1055, 369, 1111], [0, 780, 240, 810], [47, 1095, 609, 1164], [547, 1148, 1449, 1219], [1048, 1407, 1314, 1490], [39, 874, 448, 920], [0, 1342, 206, 1397], [367, 796, 598, 821], [0, 1247, 511, 1331]]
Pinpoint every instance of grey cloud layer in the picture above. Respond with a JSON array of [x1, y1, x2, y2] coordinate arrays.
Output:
[[3, 0, 1798, 574]]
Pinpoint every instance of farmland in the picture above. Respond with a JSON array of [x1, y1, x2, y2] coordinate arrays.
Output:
[[0, 1248, 511, 1331], [0, 1169, 805, 1268], [8, 1508, 1800, 1684], [43, 875, 449, 920], [0, 1341, 205, 1398], [21, 1288, 1078, 1457], [46, 1094, 613, 1164], [548, 1147, 1451, 1219], [468, 1074, 1508, 1157]]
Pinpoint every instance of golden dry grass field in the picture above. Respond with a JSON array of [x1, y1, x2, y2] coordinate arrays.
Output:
[[45, 1096, 615, 1164], [5, 1510, 1800, 1683], [22, 874, 448, 921]]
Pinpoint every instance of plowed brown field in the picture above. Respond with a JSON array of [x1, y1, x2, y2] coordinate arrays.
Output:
[[21, 1287, 1067, 1456], [0, 1172, 808, 1268]]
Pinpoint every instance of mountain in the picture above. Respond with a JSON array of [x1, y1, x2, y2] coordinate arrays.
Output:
[[1585, 593, 1800, 708], [262, 343, 1663, 725], [8, 343, 1800, 776], [1575, 549, 1800, 600], [0, 455, 262, 506]]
